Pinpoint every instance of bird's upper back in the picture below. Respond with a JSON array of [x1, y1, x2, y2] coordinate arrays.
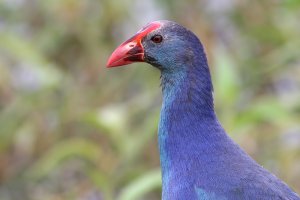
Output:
[[159, 97, 299, 200]]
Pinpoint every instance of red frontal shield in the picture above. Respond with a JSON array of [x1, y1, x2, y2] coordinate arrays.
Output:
[[106, 22, 161, 67]]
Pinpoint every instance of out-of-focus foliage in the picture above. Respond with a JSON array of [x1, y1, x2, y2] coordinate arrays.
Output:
[[0, 0, 299, 199]]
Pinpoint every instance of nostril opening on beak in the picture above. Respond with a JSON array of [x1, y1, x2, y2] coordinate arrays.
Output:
[[129, 44, 134, 47]]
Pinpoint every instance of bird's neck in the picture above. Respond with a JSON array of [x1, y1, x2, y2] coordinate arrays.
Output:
[[160, 58, 215, 122], [161, 68, 214, 115], [159, 61, 220, 197]]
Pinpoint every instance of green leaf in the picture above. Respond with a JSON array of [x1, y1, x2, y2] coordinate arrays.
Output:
[[26, 138, 102, 179], [117, 169, 162, 200], [213, 46, 239, 106]]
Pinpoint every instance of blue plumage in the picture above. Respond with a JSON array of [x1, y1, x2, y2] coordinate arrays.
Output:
[[107, 20, 300, 200]]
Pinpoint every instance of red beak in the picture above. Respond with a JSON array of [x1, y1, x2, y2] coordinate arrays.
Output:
[[106, 22, 161, 68], [106, 37, 144, 67]]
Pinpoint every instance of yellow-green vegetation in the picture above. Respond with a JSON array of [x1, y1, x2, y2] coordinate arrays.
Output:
[[0, 0, 299, 199]]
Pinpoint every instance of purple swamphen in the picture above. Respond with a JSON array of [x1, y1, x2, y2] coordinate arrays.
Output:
[[106, 20, 300, 200]]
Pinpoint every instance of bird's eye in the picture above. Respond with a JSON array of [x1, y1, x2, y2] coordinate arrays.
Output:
[[151, 35, 163, 43]]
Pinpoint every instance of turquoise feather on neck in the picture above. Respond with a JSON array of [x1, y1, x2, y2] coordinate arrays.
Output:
[[159, 69, 186, 197]]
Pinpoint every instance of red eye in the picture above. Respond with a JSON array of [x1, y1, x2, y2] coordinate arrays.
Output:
[[151, 35, 163, 43]]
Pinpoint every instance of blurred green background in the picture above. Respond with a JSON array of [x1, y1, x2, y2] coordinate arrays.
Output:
[[0, 0, 300, 199]]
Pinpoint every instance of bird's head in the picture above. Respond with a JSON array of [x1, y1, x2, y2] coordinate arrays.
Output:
[[107, 20, 204, 73], [107, 20, 214, 111]]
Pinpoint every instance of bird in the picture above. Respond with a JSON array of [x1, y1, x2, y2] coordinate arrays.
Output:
[[106, 20, 300, 200]]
